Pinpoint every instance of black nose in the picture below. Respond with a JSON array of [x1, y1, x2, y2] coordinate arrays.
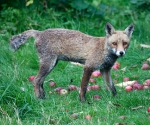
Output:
[[119, 51, 124, 56]]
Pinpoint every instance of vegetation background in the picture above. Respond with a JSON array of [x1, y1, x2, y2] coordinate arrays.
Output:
[[0, 0, 150, 124]]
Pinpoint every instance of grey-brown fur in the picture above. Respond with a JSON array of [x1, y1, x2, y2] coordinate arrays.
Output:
[[10, 23, 134, 102]]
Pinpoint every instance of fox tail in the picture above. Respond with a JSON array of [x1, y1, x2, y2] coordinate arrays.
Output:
[[9, 30, 40, 51]]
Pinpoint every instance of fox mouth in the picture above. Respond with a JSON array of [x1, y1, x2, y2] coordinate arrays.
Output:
[[111, 48, 125, 57], [116, 51, 125, 57]]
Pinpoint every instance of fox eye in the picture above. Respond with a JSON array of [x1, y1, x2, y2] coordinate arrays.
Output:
[[123, 42, 128, 45], [112, 42, 117, 46]]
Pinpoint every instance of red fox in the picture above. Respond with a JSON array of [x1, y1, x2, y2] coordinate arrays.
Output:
[[10, 23, 134, 102]]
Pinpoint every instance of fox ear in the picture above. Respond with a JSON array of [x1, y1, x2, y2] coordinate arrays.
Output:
[[125, 24, 134, 38], [105, 22, 115, 36]]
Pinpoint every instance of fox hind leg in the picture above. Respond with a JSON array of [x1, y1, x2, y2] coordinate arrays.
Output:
[[33, 55, 57, 99]]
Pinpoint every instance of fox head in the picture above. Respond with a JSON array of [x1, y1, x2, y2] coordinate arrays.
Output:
[[105, 22, 134, 57]]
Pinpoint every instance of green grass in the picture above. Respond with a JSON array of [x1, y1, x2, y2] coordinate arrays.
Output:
[[1, 1, 150, 124]]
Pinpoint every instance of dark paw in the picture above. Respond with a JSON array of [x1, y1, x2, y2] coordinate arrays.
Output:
[[112, 86, 117, 97], [34, 88, 45, 99], [79, 96, 93, 104], [79, 95, 86, 102], [37, 92, 45, 99]]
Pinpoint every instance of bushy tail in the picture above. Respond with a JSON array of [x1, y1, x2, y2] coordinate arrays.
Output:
[[9, 30, 40, 51]]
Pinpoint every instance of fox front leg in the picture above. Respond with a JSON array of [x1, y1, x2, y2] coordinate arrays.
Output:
[[100, 68, 117, 96], [79, 67, 93, 102]]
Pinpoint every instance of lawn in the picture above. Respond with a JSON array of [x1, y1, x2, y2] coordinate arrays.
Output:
[[0, 0, 150, 124]]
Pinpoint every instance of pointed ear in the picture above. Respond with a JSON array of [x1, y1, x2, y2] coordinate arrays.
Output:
[[125, 24, 134, 38], [105, 22, 115, 36]]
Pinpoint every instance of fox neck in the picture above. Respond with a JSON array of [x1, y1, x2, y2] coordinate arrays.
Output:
[[99, 40, 119, 69], [95, 52, 118, 70], [104, 53, 118, 65]]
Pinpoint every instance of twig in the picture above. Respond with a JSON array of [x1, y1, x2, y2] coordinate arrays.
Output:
[[131, 106, 143, 110]]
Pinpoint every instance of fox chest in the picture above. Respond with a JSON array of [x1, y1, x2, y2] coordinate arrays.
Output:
[[95, 54, 118, 70]]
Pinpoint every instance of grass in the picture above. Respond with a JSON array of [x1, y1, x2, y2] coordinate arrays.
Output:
[[1, 1, 150, 124]]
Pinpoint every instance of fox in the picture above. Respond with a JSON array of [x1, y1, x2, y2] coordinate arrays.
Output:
[[10, 22, 134, 102]]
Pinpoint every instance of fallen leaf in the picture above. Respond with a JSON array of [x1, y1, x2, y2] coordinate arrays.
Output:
[[70, 62, 83, 66], [112, 103, 122, 107], [119, 116, 126, 120], [121, 67, 126, 72], [49, 118, 56, 124], [115, 81, 135, 87], [71, 113, 78, 119], [140, 44, 150, 48], [147, 58, 150, 62], [114, 123, 126, 125], [131, 75, 139, 79], [108, 101, 122, 107], [129, 65, 138, 70], [49, 91, 53, 94]]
